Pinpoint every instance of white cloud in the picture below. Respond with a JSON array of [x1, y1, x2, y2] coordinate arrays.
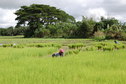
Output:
[[120, 0, 126, 5], [0, 8, 17, 28], [0, 0, 126, 27], [111, 15, 126, 22], [87, 8, 107, 20]]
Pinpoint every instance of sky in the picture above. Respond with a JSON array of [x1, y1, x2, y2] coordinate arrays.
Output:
[[0, 0, 126, 28]]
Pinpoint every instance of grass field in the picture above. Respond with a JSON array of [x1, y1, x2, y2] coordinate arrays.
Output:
[[0, 36, 126, 84]]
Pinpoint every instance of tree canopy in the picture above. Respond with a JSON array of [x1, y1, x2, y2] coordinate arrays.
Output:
[[8, 4, 126, 40], [15, 4, 75, 37]]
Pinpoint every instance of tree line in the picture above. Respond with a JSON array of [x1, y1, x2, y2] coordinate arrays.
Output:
[[1, 4, 126, 40]]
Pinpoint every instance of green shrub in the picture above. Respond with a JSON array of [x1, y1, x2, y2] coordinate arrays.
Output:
[[68, 43, 84, 49], [93, 31, 106, 41], [52, 44, 62, 48], [65, 51, 73, 55], [2, 44, 13, 47], [35, 44, 44, 47], [85, 46, 97, 51], [114, 44, 125, 49], [115, 32, 126, 41], [65, 49, 81, 55], [94, 42, 126, 51], [13, 45, 24, 48], [103, 46, 114, 51], [95, 45, 103, 50]]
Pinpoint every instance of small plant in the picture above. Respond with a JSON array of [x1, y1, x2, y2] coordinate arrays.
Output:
[[95, 45, 103, 50], [13, 45, 24, 48], [85, 46, 97, 51], [65, 49, 81, 55], [52, 44, 62, 48], [68, 43, 84, 49], [103, 46, 114, 51], [114, 44, 125, 49], [2, 44, 13, 47]]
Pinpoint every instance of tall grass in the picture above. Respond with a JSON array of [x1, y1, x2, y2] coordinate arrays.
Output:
[[0, 47, 57, 60], [0, 48, 126, 84], [0, 36, 126, 84]]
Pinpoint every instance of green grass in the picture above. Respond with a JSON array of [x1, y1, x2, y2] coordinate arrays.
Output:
[[0, 36, 126, 84], [0, 48, 126, 84], [0, 36, 93, 45]]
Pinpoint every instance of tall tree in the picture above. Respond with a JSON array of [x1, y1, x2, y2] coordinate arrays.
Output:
[[77, 17, 96, 38], [15, 4, 75, 37], [101, 17, 119, 29]]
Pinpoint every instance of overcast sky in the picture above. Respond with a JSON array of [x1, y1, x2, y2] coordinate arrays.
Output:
[[0, 0, 126, 27]]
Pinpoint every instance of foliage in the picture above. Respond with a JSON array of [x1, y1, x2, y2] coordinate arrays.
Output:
[[2, 44, 13, 47], [46, 22, 78, 38], [34, 26, 50, 38], [15, 4, 75, 37], [85, 46, 97, 51], [0, 43, 61, 49], [0, 26, 27, 36], [100, 17, 119, 29], [65, 49, 80, 55], [77, 17, 96, 38], [104, 24, 126, 40], [1, 9, 126, 41], [14, 26, 27, 36], [93, 31, 106, 41], [93, 22, 104, 33], [115, 32, 126, 41], [13, 45, 24, 48], [95, 42, 125, 51], [0, 28, 7, 36], [68, 43, 85, 49]]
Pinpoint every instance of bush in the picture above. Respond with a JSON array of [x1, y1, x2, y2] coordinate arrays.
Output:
[[114, 44, 125, 49], [115, 32, 126, 41], [52, 44, 62, 48], [13, 45, 24, 48], [95, 45, 103, 50], [94, 31, 106, 41], [103, 46, 114, 51], [2, 44, 13, 47], [85, 46, 97, 51], [65, 49, 80, 55], [95, 42, 125, 51], [68, 43, 84, 49]]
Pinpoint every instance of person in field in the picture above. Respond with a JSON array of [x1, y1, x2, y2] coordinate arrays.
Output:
[[59, 49, 64, 56], [114, 40, 119, 44], [52, 49, 64, 57], [52, 53, 60, 57]]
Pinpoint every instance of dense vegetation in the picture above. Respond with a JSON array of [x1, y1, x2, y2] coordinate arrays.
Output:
[[0, 4, 126, 41], [0, 36, 126, 84]]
